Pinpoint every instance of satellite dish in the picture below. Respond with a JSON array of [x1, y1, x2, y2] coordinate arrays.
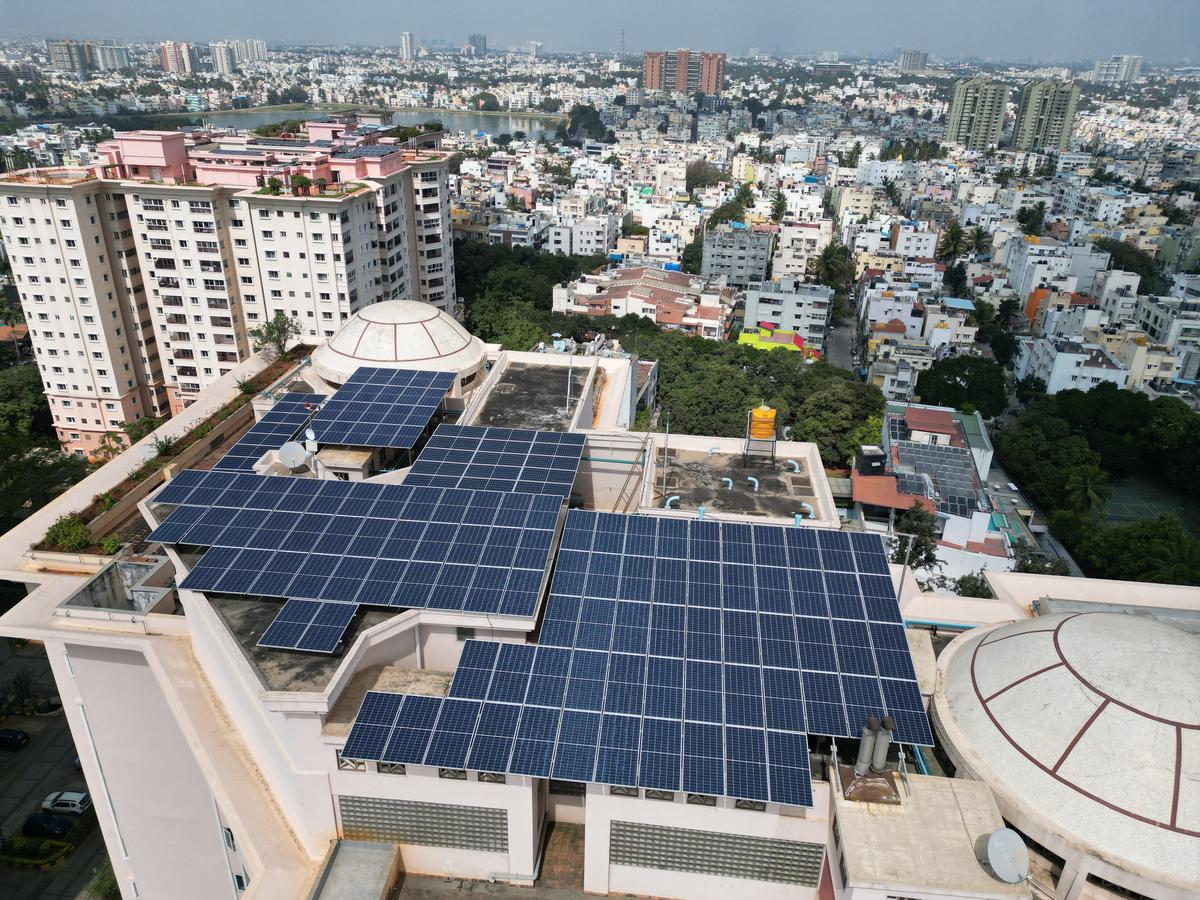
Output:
[[304, 427, 316, 441], [986, 828, 1029, 884], [277, 441, 308, 470]]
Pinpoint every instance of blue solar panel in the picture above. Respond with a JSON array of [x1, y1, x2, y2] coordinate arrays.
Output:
[[257, 598, 357, 653], [309, 367, 454, 449], [151, 471, 562, 619], [213, 393, 325, 472], [330, 508, 925, 806], [405, 425, 585, 498]]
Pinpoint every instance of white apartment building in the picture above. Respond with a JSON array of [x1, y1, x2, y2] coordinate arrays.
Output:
[[773, 220, 832, 280], [0, 123, 455, 451], [1003, 236, 1076, 301], [547, 215, 617, 257], [742, 278, 833, 353], [1093, 268, 1141, 322], [1013, 337, 1128, 393], [0, 174, 170, 456]]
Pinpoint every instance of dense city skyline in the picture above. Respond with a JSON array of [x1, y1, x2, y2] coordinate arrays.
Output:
[[4, 0, 1199, 62]]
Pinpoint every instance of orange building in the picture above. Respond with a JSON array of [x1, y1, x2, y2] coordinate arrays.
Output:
[[642, 49, 727, 95]]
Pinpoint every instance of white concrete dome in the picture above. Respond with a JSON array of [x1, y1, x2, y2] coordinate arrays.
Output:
[[934, 612, 1200, 898], [311, 300, 486, 389]]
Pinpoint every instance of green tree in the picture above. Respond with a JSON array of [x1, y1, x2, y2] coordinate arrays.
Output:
[[915, 357, 1008, 418], [771, 191, 787, 223], [881, 178, 901, 208], [734, 182, 755, 207], [989, 330, 1020, 368], [248, 311, 301, 359], [0, 436, 88, 533], [681, 235, 703, 274], [471, 91, 500, 111], [892, 501, 940, 573], [506, 193, 523, 211], [1016, 202, 1046, 237], [1014, 375, 1046, 405], [937, 221, 966, 261], [1063, 463, 1112, 517], [842, 141, 862, 168], [795, 379, 886, 466], [685, 160, 724, 193], [952, 569, 993, 598], [0, 365, 54, 437], [942, 261, 968, 298], [807, 242, 853, 294], [706, 199, 746, 227], [1011, 539, 1071, 576], [968, 225, 992, 255]]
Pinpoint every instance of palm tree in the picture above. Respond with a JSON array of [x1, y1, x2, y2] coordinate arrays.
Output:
[[1064, 464, 1112, 518], [1144, 524, 1200, 585], [937, 221, 966, 261], [771, 191, 787, 223], [968, 225, 992, 256], [881, 178, 902, 208], [807, 242, 853, 292]]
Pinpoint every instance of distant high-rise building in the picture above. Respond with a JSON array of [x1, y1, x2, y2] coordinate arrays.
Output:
[[47, 40, 94, 73], [1011, 79, 1080, 152], [1091, 54, 1143, 85], [400, 32, 414, 61], [467, 33, 487, 56], [945, 77, 1009, 151], [642, 49, 727, 95], [818, 50, 839, 63], [93, 43, 132, 71], [898, 49, 928, 73], [209, 42, 238, 76], [159, 41, 198, 74], [231, 39, 267, 64], [527, 41, 542, 58]]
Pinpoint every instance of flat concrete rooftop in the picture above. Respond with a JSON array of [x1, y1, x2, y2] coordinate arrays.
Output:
[[651, 448, 821, 520], [209, 595, 398, 693], [325, 664, 452, 736], [833, 772, 1029, 899], [473, 363, 588, 431]]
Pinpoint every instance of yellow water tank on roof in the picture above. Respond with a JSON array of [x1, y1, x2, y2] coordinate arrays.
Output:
[[749, 404, 777, 440]]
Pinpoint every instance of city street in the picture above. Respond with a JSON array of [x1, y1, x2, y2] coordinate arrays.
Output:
[[0, 642, 107, 900], [827, 322, 856, 371]]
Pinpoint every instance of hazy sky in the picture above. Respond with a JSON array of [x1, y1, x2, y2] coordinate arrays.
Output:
[[4, 0, 1198, 62]]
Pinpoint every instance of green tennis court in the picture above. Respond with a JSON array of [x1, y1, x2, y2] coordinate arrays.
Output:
[[1104, 478, 1200, 539]]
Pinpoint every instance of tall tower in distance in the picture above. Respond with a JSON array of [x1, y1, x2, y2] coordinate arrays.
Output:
[[467, 33, 487, 56], [945, 77, 1009, 151], [642, 49, 727, 95], [898, 49, 928, 73], [1011, 79, 1080, 151], [400, 32, 414, 61]]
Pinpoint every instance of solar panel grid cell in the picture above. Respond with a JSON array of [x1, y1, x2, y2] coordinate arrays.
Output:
[[309, 367, 455, 449], [152, 471, 560, 618]]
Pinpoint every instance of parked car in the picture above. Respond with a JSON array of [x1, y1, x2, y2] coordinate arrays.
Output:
[[42, 791, 92, 816], [0, 729, 30, 750], [22, 813, 72, 839]]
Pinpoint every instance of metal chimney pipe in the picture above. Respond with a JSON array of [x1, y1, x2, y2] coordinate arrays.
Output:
[[853, 716, 881, 777], [871, 715, 895, 773]]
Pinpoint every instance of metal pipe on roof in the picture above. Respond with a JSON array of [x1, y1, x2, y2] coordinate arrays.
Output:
[[853, 716, 880, 777], [721, 477, 733, 490], [747, 477, 759, 492], [871, 715, 895, 773], [785, 459, 801, 472]]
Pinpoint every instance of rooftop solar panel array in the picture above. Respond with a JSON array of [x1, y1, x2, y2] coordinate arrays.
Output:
[[310, 367, 455, 449], [404, 425, 585, 498], [257, 598, 358, 653], [213, 393, 325, 472], [341, 513, 933, 807], [150, 469, 561, 617]]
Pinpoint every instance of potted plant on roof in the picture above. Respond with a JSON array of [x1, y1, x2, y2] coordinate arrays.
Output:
[[316, 177, 327, 195], [290, 173, 312, 197]]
